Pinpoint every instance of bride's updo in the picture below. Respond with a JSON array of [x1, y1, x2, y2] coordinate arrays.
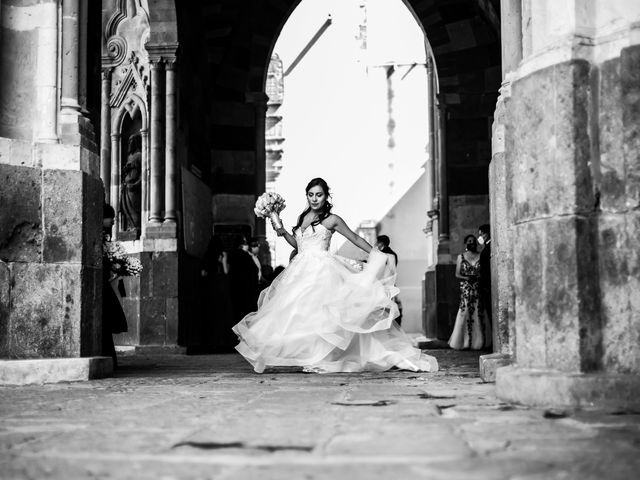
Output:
[[293, 177, 334, 232]]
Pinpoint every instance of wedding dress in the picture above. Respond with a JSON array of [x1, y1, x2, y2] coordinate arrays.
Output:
[[233, 223, 438, 374]]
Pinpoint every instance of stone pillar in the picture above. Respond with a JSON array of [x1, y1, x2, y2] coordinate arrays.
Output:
[[500, 0, 523, 77], [426, 57, 436, 228], [479, 0, 523, 382], [246, 92, 269, 240], [34, 0, 59, 143], [100, 69, 112, 201], [140, 128, 149, 236], [110, 133, 121, 234], [60, 0, 81, 116], [496, 0, 640, 408], [0, 0, 106, 380], [78, 0, 88, 112], [435, 97, 449, 259], [164, 60, 177, 226], [149, 60, 165, 225], [479, 80, 515, 382]]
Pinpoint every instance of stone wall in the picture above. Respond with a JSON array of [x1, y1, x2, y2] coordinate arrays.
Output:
[[0, 148, 103, 359]]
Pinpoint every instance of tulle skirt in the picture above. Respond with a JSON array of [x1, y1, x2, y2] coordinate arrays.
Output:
[[233, 249, 438, 373]]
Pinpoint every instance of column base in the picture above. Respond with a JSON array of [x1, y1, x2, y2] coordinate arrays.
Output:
[[146, 222, 177, 239], [479, 353, 512, 382], [0, 357, 113, 386], [496, 366, 640, 410], [115, 345, 186, 356]]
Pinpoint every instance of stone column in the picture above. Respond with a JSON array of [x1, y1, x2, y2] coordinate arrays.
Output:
[[426, 57, 436, 227], [495, 0, 640, 409], [500, 0, 523, 77], [435, 97, 449, 259], [246, 92, 269, 240], [34, 0, 59, 143], [164, 60, 177, 226], [149, 60, 165, 224], [78, 0, 88, 113], [110, 133, 121, 234], [100, 69, 112, 201], [479, 0, 523, 382], [60, 0, 81, 116], [140, 128, 149, 236]]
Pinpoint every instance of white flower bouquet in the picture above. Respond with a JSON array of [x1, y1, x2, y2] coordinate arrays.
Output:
[[103, 236, 143, 277], [254, 192, 286, 229]]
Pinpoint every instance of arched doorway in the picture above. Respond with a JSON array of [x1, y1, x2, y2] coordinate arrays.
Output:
[[264, 0, 434, 333]]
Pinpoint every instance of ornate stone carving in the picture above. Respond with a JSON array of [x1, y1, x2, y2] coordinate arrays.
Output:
[[105, 35, 128, 68], [110, 52, 149, 109]]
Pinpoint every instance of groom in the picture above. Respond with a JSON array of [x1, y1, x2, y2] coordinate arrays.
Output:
[[478, 224, 492, 325]]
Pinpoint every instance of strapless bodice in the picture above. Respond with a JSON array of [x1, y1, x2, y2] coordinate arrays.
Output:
[[295, 223, 332, 253]]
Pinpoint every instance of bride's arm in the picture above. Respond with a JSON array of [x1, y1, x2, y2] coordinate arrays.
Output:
[[275, 226, 298, 249], [270, 213, 297, 249], [330, 214, 372, 253]]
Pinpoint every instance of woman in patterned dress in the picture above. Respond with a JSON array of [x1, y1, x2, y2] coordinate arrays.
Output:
[[448, 235, 492, 350]]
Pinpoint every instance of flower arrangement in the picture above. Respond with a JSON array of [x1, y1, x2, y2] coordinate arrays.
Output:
[[254, 192, 286, 229], [103, 235, 143, 277]]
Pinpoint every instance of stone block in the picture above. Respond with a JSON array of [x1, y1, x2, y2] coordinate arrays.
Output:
[[42, 169, 84, 263], [80, 266, 102, 357], [511, 60, 595, 223], [140, 298, 167, 345], [145, 223, 177, 239], [513, 215, 599, 372], [479, 353, 512, 382], [0, 137, 34, 167], [82, 172, 105, 268], [166, 297, 180, 345], [5, 263, 84, 358], [0, 262, 10, 355], [35, 143, 99, 177], [599, 212, 640, 374], [150, 252, 179, 297], [0, 164, 42, 263], [621, 44, 640, 210], [489, 144, 514, 354], [598, 56, 625, 212], [0, 357, 112, 386], [496, 365, 640, 410]]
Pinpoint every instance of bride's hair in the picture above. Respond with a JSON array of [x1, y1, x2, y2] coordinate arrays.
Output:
[[293, 177, 333, 232]]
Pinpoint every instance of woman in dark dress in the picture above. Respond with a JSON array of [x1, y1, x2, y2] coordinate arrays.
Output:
[[448, 235, 491, 350]]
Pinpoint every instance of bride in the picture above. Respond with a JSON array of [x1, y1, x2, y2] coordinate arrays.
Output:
[[233, 178, 438, 374]]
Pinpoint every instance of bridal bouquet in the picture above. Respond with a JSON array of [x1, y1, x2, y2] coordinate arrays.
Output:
[[103, 235, 143, 277], [254, 192, 286, 229]]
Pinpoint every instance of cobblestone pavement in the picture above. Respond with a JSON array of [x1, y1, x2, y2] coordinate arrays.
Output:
[[1, 351, 639, 479]]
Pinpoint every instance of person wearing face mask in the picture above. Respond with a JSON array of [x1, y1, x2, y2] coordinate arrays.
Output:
[[477, 224, 492, 327], [232, 177, 439, 374], [448, 234, 492, 350]]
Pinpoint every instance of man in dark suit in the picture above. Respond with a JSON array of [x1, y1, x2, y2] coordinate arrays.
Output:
[[227, 235, 260, 323], [376, 235, 402, 326], [478, 224, 492, 325]]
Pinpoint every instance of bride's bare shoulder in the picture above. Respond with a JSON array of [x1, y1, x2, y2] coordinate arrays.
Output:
[[324, 213, 342, 225]]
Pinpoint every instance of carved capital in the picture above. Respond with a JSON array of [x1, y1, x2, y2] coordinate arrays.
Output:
[[145, 43, 179, 63]]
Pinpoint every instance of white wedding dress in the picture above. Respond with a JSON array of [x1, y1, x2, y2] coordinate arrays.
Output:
[[233, 223, 439, 374]]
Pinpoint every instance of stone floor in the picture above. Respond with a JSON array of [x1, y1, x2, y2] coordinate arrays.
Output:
[[1, 350, 639, 479]]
